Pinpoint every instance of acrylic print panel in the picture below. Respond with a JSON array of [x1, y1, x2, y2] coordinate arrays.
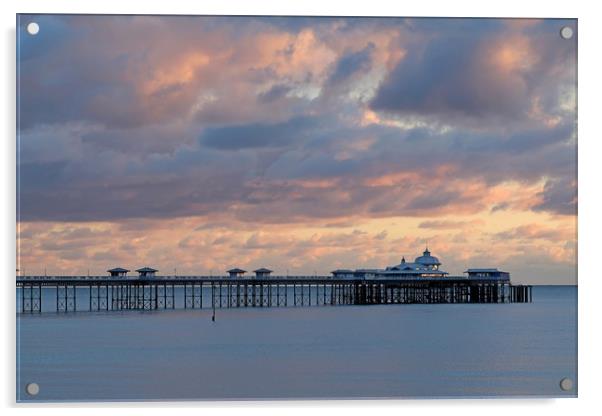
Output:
[[16, 14, 577, 401]]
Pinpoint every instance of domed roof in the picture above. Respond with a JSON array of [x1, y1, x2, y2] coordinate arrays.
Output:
[[414, 248, 441, 265]]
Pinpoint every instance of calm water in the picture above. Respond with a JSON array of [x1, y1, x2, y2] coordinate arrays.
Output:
[[16, 285, 577, 401]]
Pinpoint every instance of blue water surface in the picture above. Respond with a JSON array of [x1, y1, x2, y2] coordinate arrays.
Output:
[[16, 285, 577, 401]]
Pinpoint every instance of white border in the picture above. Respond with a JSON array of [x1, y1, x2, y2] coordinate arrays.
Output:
[[2, 0, 601, 414]]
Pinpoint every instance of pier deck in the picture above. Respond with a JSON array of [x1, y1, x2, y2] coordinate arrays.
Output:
[[16, 275, 532, 313]]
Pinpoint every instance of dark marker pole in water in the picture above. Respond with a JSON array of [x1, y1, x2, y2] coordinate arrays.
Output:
[[211, 282, 216, 322]]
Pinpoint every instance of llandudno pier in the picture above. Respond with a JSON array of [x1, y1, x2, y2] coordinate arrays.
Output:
[[16, 247, 532, 313]]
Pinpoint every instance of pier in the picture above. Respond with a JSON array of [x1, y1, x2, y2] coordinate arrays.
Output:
[[16, 276, 532, 313]]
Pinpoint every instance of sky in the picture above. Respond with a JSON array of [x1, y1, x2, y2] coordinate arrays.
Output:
[[16, 15, 577, 284]]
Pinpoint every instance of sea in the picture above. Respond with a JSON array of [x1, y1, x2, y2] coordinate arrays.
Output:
[[16, 285, 577, 401]]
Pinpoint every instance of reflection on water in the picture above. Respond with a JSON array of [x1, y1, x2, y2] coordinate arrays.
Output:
[[16, 285, 576, 401]]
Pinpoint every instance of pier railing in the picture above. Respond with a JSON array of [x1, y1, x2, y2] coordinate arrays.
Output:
[[16, 274, 511, 283]]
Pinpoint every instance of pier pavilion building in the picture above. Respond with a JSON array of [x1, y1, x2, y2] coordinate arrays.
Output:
[[332, 247, 451, 279], [464, 268, 510, 280], [227, 268, 247, 278], [107, 267, 129, 277], [253, 268, 273, 278], [136, 267, 158, 278]]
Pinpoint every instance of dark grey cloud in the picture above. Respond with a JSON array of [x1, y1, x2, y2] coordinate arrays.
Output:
[[18, 17, 154, 130], [18, 161, 67, 190], [257, 84, 293, 103], [532, 177, 577, 216], [200, 116, 323, 150], [328, 43, 375, 84], [18, 169, 251, 222], [18, 15, 73, 62], [81, 123, 198, 155], [490, 202, 510, 213], [370, 19, 576, 124], [399, 190, 469, 212]]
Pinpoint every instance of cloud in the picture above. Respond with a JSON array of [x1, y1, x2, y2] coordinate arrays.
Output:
[[257, 84, 293, 103], [81, 122, 199, 155], [18, 160, 67, 191], [18, 16, 334, 130], [532, 177, 577, 215], [17, 118, 575, 221], [200, 116, 322, 150], [494, 223, 574, 241], [418, 220, 484, 230], [328, 42, 375, 84], [369, 19, 576, 126], [490, 202, 510, 213]]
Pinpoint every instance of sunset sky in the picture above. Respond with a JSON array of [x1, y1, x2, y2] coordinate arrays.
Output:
[[17, 15, 577, 284]]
